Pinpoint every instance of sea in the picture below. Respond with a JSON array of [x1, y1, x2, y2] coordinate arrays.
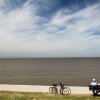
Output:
[[0, 58, 100, 86]]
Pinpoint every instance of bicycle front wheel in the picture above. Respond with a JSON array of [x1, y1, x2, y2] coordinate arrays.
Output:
[[64, 87, 71, 95], [61, 88, 68, 95]]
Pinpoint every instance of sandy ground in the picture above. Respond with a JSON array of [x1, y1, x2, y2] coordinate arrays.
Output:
[[0, 84, 93, 95]]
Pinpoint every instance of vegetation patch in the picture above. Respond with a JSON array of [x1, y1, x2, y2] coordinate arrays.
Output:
[[0, 91, 100, 100]]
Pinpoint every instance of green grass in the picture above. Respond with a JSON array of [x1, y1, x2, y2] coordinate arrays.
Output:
[[0, 91, 100, 100]]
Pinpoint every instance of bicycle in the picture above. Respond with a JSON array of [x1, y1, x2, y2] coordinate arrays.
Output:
[[49, 86, 71, 95]]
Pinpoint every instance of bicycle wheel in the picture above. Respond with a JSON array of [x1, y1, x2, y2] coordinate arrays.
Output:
[[49, 87, 58, 94], [61, 88, 69, 95], [64, 87, 71, 95], [49, 87, 53, 93], [52, 87, 58, 94]]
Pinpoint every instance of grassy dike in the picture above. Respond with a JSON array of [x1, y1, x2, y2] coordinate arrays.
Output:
[[0, 91, 100, 100]]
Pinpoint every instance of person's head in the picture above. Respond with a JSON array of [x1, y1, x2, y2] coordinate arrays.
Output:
[[92, 79, 96, 82]]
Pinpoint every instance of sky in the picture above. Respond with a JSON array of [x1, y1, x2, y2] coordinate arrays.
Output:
[[0, 0, 100, 58]]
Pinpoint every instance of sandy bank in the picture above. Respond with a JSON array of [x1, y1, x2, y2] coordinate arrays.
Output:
[[0, 84, 92, 94]]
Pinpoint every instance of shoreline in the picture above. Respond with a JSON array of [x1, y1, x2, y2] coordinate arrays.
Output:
[[0, 84, 92, 95]]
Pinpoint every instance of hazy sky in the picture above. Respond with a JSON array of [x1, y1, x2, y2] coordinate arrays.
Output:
[[0, 0, 100, 58]]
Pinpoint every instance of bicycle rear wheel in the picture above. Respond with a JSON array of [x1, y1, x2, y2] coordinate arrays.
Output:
[[49, 87, 53, 93], [52, 87, 58, 94], [49, 87, 58, 94]]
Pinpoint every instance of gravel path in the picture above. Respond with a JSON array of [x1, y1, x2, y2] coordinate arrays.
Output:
[[0, 84, 92, 94]]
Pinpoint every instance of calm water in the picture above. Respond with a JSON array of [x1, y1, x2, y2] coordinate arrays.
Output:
[[0, 58, 100, 86]]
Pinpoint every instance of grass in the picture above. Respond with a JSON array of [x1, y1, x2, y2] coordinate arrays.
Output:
[[0, 91, 100, 100]]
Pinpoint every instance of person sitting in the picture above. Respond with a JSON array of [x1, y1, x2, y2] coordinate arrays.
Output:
[[89, 79, 98, 95]]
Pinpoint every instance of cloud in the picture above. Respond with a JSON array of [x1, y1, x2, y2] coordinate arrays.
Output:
[[0, 0, 5, 5], [0, 0, 100, 57]]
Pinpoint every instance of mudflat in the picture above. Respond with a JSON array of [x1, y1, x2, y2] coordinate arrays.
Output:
[[0, 58, 100, 86]]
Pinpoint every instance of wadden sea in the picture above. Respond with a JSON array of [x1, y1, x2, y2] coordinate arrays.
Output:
[[0, 58, 100, 86]]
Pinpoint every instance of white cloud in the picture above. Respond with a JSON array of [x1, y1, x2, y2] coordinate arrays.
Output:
[[0, 0, 100, 57], [0, 0, 5, 6]]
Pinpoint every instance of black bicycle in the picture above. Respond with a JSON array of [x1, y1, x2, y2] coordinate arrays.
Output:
[[49, 86, 71, 95]]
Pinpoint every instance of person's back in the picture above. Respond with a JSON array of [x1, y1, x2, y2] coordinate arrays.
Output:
[[90, 79, 97, 86], [90, 82, 97, 86], [89, 79, 98, 95]]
